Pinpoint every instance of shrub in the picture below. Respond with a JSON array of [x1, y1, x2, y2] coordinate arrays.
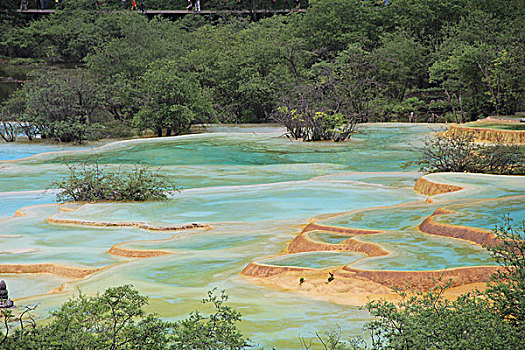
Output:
[[1, 286, 251, 350], [484, 217, 525, 331], [171, 288, 251, 350], [417, 133, 524, 175], [53, 162, 177, 202]]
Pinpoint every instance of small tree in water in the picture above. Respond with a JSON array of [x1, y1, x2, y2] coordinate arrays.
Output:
[[273, 45, 378, 142]]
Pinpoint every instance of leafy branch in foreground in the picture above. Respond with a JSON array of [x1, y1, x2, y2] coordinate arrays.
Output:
[[299, 327, 367, 350], [170, 288, 251, 350], [363, 217, 525, 350], [53, 162, 177, 202], [1, 286, 251, 350], [484, 216, 525, 330]]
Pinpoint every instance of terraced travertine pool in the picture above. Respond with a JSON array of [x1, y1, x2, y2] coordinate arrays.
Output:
[[0, 124, 523, 348]]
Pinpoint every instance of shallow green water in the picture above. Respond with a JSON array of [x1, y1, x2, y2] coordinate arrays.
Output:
[[433, 196, 525, 231], [469, 123, 525, 130], [261, 251, 367, 269], [0, 124, 523, 348], [351, 229, 497, 271], [306, 231, 353, 244]]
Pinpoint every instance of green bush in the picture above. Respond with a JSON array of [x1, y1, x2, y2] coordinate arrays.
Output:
[[417, 133, 524, 175], [53, 162, 177, 202], [1, 286, 251, 350]]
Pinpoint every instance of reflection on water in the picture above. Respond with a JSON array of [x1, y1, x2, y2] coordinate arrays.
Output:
[[0, 124, 523, 348], [0, 63, 32, 103], [0, 81, 22, 103]]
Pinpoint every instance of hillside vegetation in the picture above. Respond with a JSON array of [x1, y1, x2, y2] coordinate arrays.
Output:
[[1, 0, 523, 142]]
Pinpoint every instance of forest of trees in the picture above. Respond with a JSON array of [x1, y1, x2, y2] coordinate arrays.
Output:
[[0, 0, 523, 142]]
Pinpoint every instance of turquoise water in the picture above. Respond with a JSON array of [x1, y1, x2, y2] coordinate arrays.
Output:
[[306, 231, 353, 244], [350, 229, 497, 271], [0, 191, 57, 218], [433, 196, 525, 231], [49, 180, 421, 224], [0, 142, 91, 161], [0, 124, 523, 348]]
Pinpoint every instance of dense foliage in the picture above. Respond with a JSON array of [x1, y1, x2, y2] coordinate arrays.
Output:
[[1, 0, 523, 142], [53, 162, 177, 202], [416, 133, 525, 175], [0, 286, 250, 349]]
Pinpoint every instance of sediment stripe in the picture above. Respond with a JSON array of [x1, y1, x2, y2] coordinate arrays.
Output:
[[47, 216, 212, 232], [414, 176, 463, 196], [418, 208, 495, 246], [341, 265, 499, 289], [241, 262, 316, 277], [0, 263, 102, 278], [107, 244, 172, 258]]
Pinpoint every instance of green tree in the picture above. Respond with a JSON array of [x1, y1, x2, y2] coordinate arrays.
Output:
[[373, 30, 427, 101], [1, 285, 172, 350], [1, 286, 251, 349], [181, 16, 303, 123], [383, 0, 469, 48], [273, 45, 378, 141], [20, 69, 108, 143], [484, 218, 525, 331], [3, 4, 138, 62], [1, 88, 39, 141], [298, 0, 385, 54], [85, 16, 187, 81], [430, 11, 524, 118], [134, 61, 213, 137]]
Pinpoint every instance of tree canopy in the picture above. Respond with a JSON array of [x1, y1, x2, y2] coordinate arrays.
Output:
[[1, 0, 523, 142]]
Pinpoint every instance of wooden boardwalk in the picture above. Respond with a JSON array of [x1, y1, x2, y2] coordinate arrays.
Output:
[[17, 9, 305, 15]]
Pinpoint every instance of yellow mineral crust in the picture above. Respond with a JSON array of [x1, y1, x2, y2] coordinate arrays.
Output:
[[107, 242, 172, 258], [418, 208, 495, 246], [414, 176, 463, 196], [47, 216, 212, 232], [287, 222, 388, 257], [241, 262, 497, 306], [446, 124, 525, 144], [0, 263, 102, 278], [287, 234, 388, 256]]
